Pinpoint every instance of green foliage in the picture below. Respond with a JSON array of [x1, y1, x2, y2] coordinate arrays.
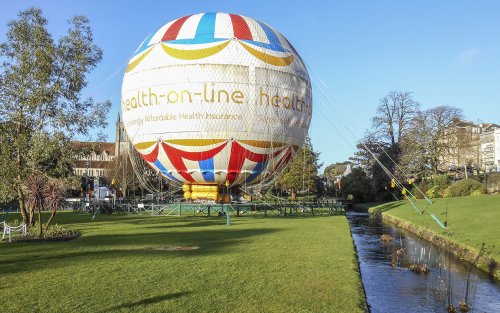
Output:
[[370, 144, 399, 200], [324, 161, 351, 178], [432, 174, 451, 188], [341, 167, 374, 203], [323, 161, 352, 196], [426, 186, 440, 199], [444, 179, 486, 198], [426, 174, 451, 198], [17, 224, 80, 242], [410, 180, 428, 199], [0, 8, 110, 220], [278, 137, 322, 195]]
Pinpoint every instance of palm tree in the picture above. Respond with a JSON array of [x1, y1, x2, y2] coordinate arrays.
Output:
[[44, 181, 66, 231], [25, 175, 47, 238]]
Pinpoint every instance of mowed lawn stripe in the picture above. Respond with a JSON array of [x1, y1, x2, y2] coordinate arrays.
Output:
[[1, 213, 365, 313]]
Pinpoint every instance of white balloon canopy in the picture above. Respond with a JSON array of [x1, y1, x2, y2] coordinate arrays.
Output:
[[121, 12, 312, 188]]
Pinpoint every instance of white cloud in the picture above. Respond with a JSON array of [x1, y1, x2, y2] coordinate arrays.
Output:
[[454, 46, 480, 64]]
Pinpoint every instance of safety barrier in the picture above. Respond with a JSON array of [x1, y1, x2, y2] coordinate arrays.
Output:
[[2, 221, 27, 242]]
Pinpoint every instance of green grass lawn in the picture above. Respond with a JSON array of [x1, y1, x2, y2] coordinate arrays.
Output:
[[0, 213, 365, 313], [369, 194, 500, 260]]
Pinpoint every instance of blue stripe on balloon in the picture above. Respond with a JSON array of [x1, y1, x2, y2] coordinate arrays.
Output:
[[199, 158, 215, 182], [166, 38, 226, 45], [255, 21, 286, 52], [154, 160, 181, 182], [245, 161, 267, 184], [194, 12, 216, 43], [132, 33, 154, 57], [162, 13, 226, 45]]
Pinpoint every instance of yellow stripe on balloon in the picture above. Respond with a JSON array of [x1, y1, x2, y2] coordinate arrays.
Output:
[[239, 140, 287, 148], [134, 141, 157, 150], [164, 139, 227, 146], [161, 40, 230, 60], [126, 46, 155, 73], [239, 41, 294, 66], [135, 139, 290, 149]]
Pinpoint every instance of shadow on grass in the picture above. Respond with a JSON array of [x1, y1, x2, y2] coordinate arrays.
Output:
[[140, 217, 227, 229], [103, 291, 190, 312], [0, 227, 279, 275], [370, 201, 406, 214]]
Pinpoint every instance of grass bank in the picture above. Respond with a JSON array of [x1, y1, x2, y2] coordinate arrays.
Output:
[[368, 194, 500, 280], [1, 213, 365, 312]]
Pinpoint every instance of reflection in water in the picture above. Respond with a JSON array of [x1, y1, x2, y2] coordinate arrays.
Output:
[[347, 211, 500, 313]]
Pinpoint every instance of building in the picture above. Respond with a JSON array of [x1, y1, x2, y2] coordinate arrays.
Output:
[[73, 113, 130, 178], [480, 124, 500, 172], [437, 121, 500, 174], [439, 121, 483, 173], [115, 112, 129, 157], [72, 142, 116, 177]]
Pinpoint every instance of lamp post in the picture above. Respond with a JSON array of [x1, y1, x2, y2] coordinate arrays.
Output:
[[85, 161, 90, 201], [225, 180, 230, 226]]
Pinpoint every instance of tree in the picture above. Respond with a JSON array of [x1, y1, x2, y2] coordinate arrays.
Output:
[[350, 132, 386, 171], [352, 91, 420, 197], [352, 91, 420, 170], [25, 175, 46, 238], [278, 137, 322, 198], [44, 180, 66, 231], [371, 91, 420, 146], [323, 161, 352, 196], [324, 161, 352, 179], [340, 167, 374, 203], [0, 8, 110, 224], [403, 106, 463, 175], [108, 152, 137, 198]]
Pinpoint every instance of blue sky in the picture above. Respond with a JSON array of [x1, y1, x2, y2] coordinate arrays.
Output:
[[2, 1, 500, 170]]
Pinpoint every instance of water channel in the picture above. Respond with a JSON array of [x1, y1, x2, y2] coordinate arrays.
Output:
[[346, 211, 500, 313]]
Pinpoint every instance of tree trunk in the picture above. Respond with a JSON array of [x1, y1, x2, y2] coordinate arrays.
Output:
[[16, 185, 28, 225], [16, 147, 28, 224], [29, 205, 35, 226], [45, 209, 56, 232], [38, 207, 43, 239]]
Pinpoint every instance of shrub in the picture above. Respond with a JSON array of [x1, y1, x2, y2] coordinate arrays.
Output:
[[14, 224, 80, 242], [444, 179, 486, 198], [426, 186, 440, 199], [426, 175, 451, 198], [431, 174, 451, 188], [411, 180, 429, 199]]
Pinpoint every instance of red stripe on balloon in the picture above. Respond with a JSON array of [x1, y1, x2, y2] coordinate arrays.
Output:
[[229, 14, 253, 40], [161, 141, 228, 183], [226, 141, 269, 183], [139, 143, 160, 163], [162, 15, 192, 41]]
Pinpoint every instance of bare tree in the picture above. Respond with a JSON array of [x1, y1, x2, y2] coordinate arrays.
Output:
[[371, 91, 420, 146], [108, 153, 136, 198], [403, 106, 464, 175]]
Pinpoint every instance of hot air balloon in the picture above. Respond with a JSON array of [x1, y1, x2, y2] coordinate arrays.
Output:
[[121, 12, 312, 201]]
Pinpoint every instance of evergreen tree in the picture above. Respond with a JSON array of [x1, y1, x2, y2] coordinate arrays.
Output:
[[278, 137, 322, 198], [340, 167, 374, 203]]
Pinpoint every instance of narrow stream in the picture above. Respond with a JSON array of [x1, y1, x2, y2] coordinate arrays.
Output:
[[346, 211, 500, 313]]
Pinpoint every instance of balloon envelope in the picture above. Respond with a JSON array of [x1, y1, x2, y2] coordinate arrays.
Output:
[[121, 12, 312, 186]]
